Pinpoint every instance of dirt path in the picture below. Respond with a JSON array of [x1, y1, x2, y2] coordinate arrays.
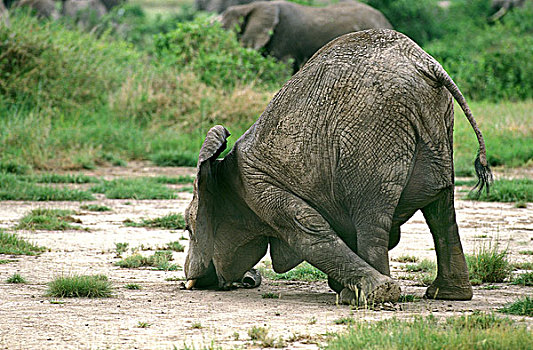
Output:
[[0, 165, 531, 349]]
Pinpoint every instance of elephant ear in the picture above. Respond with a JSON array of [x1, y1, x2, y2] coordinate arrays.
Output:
[[241, 2, 279, 50], [221, 3, 279, 50], [187, 125, 230, 279]]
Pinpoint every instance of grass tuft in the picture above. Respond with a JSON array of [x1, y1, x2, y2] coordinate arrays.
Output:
[[124, 213, 186, 230], [0, 230, 46, 255], [125, 283, 142, 290], [46, 275, 113, 298], [511, 272, 533, 286], [115, 251, 180, 271], [392, 255, 419, 263], [405, 259, 436, 273], [466, 244, 512, 283], [80, 204, 111, 212], [16, 208, 81, 231], [259, 262, 326, 282], [500, 297, 533, 317], [262, 292, 279, 299], [6, 273, 26, 284]]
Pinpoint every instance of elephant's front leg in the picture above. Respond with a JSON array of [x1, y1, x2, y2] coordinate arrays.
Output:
[[254, 190, 400, 305]]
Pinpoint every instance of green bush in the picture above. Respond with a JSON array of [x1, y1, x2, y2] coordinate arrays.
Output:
[[154, 16, 291, 88], [425, 2, 533, 101]]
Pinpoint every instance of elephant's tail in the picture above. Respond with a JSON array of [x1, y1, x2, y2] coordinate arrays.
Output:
[[433, 63, 493, 195]]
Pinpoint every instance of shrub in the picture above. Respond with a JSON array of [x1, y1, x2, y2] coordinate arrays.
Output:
[[154, 16, 291, 89]]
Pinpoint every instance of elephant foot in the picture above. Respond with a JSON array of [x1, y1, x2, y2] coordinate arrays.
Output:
[[425, 276, 473, 300], [339, 276, 401, 306]]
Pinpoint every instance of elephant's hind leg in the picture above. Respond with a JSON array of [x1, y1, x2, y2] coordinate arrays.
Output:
[[421, 187, 473, 300]]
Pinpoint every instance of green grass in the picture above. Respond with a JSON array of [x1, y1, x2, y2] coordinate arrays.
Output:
[[500, 297, 533, 317], [334, 317, 356, 325], [6, 273, 26, 284], [392, 255, 419, 263], [114, 242, 130, 257], [405, 259, 436, 273], [152, 175, 195, 184], [137, 321, 151, 328], [46, 275, 113, 298], [16, 209, 82, 231], [124, 213, 186, 230], [125, 283, 142, 290], [0, 174, 95, 201], [326, 313, 532, 349], [511, 272, 533, 286], [453, 100, 533, 176], [80, 204, 111, 212], [519, 250, 533, 255], [466, 244, 512, 283], [259, 262, 327, 282], [164, 241, 185, 252], [465, 179, 533, 202], [513, 262, 533, 270], [90, 178, 177, 199], [31, 173, 98, 184], [398, 294, 420, 302], [262, 292, 279, 299], [0, 259, 14, 264], [0, 230, 46, 255], [115, 251, 180, 271]]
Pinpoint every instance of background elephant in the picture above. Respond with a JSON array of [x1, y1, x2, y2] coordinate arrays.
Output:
[[183, 29, 492, 305], [15, 0, 60, 19], [196, 0, 265, 14], [489, 0, 525, 21], [221, 0, 393, 72]]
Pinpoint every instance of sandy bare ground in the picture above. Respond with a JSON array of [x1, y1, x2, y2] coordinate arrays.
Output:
[[0, 164, 532, 350]]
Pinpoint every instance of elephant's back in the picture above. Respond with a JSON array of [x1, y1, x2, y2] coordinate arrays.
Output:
[[240, 28, 452, 218]]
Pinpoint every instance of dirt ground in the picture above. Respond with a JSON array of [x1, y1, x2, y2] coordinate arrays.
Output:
[[0, 163, 531, 350]]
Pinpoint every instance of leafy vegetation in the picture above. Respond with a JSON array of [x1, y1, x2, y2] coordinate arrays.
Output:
[[0, 230, 46, 255], [46, 275, 113, 298], [466, 244, 512, 283], [326, 313, 532, 349], [16, 209, 82, 231]]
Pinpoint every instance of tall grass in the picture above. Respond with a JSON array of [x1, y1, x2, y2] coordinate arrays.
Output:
[[0, 230, 47, 255], [466, 243, 512, 283]]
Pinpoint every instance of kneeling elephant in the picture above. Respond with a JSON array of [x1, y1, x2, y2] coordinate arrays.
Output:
[[183, 29, 492, 305]]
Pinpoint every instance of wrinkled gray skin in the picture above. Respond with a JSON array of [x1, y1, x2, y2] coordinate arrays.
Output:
[[61, 0, 126, 18], [184, 29, 492, 305], [221, 0, 392, 72], [196, 0, 265, 14]]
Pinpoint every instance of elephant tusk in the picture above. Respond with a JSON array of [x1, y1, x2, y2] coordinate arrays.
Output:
[[185, 279, 197, 290]]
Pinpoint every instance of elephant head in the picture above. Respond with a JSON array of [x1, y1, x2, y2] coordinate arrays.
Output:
[[184, 126, 270, 290], [221, 1, 278, 51]]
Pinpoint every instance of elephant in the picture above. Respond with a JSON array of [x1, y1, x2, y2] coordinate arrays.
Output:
[[15, 0, 60, 19], [196, 0, 265, 14], [489, 0, 526, 22], [60, 0, 126, 28], [182, 29, 493, 305], [221, 0, 393, 72]]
